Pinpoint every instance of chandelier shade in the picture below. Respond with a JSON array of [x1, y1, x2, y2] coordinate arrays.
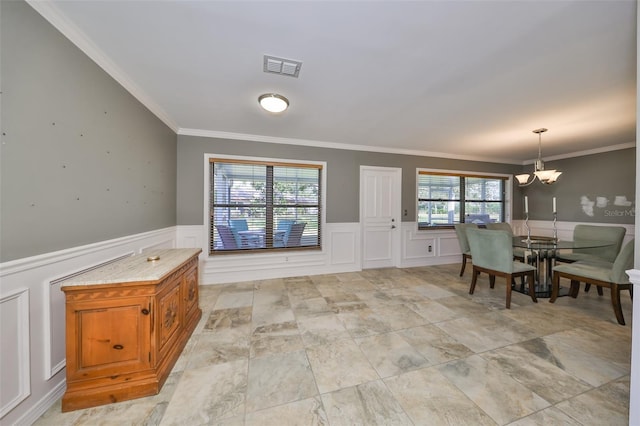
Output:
[[516, 128, 561, 186]]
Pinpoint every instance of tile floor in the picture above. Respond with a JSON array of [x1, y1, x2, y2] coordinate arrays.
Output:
[[36, 264, 633, 425]]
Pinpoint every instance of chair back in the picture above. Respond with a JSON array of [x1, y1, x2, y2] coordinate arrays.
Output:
[[286, 222, 306, 247], [486, 222, 515, 236], [230, 219, 249, 231], [573, 224, 626, 262], [277, 219, 295, 231], [466, 228, 515, 273], [611, 239, 635, 283], [216, 224, 238, 249], [454, 223, 478, 254]]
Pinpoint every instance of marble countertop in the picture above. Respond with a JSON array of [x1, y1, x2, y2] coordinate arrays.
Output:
[[61, 248, 202, 287]]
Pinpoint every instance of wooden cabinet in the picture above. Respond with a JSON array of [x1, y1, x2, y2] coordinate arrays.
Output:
[[61, 249, 202, 412]]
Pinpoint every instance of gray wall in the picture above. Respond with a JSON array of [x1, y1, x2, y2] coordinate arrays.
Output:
[[514, 148, 636, 223], [1, 1, 178, 262], [177, 135, 521, 225]]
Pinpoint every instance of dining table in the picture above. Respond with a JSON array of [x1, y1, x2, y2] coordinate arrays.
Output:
[[511, 236, 614, 298], [237, 229, 287, 247]]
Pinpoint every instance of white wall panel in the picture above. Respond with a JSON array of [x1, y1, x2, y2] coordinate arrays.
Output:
[[0, 288, 31, 418], [403, 228, 435, 261], [439, 235, 463, 257], [177, 225, 205, 251], [329, 226, 358, 266]]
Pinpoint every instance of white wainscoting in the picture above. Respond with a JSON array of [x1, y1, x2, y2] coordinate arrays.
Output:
[[0, 227, 176, 426], [511, 220, 635, 245], [400, 220, 635, 270], [178, 223, 362, 285]]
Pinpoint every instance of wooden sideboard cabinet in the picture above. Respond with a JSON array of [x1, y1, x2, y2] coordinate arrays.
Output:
[[60, 248, 202, 412]]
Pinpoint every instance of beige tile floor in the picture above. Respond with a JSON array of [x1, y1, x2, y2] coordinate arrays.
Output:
[[36, 264, 633, 425]]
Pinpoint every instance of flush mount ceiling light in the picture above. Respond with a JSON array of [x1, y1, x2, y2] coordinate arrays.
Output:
[[258, 93, 289, 113], [515, 128, 562, 186]]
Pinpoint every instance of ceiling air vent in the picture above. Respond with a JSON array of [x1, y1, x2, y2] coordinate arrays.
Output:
[[263, 55, 302, 78]]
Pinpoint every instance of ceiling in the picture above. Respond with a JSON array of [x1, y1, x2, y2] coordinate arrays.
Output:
[[30, 0, 637, 164]]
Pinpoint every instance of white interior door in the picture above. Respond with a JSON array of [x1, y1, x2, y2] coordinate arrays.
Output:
[[360, 166, 402, 269]]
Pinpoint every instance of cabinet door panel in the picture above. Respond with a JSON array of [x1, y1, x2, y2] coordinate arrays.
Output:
[[79, 307, 140, 367], [183, 266, 199, 321], [157, 282, 181, 354], [71, 297, 151, 378]]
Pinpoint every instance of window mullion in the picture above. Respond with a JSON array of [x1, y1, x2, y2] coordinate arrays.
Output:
[[460, 179, 466, 221], [265, 166, 274, 248]]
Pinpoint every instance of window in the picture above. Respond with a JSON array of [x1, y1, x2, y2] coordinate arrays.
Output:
[[417, 171, 506, 229], [209, 158, 322, 254]]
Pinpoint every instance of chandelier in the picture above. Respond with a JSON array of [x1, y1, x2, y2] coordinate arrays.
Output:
[[515, 128, 562, 186]]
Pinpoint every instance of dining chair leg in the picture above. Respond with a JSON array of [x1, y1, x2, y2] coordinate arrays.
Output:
[[550, 273, 560, 303], [459, 255, 467, 277], [527, 271, 538, 304], [505, 275, 512, 309], [610, 285, 626, 325], [584, 283, 591, 292], [469, 268, 479, 295], [569, 280, 581, 298], [596, 286, 604, 296], [489, 275, 495, 289]]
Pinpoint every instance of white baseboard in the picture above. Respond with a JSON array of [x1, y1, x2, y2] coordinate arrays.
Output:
[[11, 380, 66, 426]]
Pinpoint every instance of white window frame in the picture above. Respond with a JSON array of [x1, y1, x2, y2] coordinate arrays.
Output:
[[416, 168, 513, 230]]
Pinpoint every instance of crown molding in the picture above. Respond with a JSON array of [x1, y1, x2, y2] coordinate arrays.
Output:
[[522, 141, 636, 165], [26, 0, 178, 133], [178, 128, 524, 165]]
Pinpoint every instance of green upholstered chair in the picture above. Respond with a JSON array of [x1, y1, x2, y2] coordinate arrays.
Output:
[[454, 223, 478, 276], [555, 224, 626, 293], [486, 222, 525, 261], [466, 228, 538, 309], [555, 224, 626, 264], [551, 239, 634, 325]]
